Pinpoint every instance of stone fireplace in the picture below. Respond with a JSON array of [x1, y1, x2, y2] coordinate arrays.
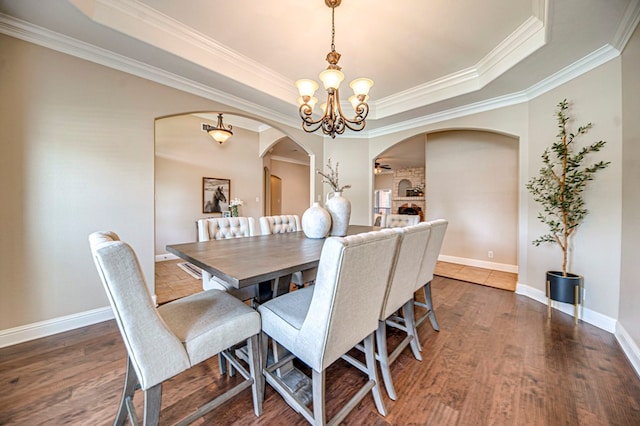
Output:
[[392, 167, 426, 221]]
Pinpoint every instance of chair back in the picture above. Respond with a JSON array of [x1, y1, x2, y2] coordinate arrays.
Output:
[[89, 231, 189, 390], [416, 219, 449, 289], [258, 214, 301, 235], [384, 214, 420, 228], [381, 223, 432, 319], [197, 217, 257, 241], [296, 229, 400, 371]]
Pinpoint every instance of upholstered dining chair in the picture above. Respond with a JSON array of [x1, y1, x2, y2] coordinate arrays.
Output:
[[415, 219, 449, 334], [258, 229, 400, 425], [258, 214, 314, 290], [196, 217, 259, 300], [383, 214, 420, 228], [373, 222, 431, 400], [258, 214, 301, 235], [89, 231, 263, 425]]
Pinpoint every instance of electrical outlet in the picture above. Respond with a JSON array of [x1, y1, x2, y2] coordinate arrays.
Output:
[[488, 251, 494, 259]]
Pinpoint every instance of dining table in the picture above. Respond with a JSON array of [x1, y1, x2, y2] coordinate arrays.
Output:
[[166, 224, 375, 299]]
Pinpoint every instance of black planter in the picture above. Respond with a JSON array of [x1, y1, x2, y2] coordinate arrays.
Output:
[[546, 271, 583, 304]]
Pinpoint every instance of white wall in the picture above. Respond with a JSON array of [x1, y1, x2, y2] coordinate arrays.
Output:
[[155, 114, 264, 253], [426, 130, 519, 267]]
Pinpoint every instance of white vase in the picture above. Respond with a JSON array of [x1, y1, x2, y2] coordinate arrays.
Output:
[[325, 192, 351, 236], [302, 202, 331, 238]]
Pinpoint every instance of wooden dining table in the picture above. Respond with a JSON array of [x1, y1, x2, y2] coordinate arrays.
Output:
[[166, 225, 375, 298]]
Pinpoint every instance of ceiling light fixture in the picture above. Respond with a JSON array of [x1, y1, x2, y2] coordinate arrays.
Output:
[[202, 113, 233, 145], [296, 0, 373, 139]]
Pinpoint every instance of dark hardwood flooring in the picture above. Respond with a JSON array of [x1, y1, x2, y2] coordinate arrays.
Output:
[[1, 276, 639, 425]]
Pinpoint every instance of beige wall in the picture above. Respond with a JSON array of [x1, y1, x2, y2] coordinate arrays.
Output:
[[620, 26, 640, 349], [526, 59, 622, 319], [426, 130, 519, 266], [324, 137, 372, 225], [0, 34, 320, 333], [374, 173, 393, 190], [270, 160, 311, 218], [1, 28, 638, 359], [155, 114, 264, 254]]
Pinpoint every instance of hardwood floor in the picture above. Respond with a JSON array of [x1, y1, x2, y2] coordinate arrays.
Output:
[[2, 277, 639, 425], [435, 261, 517, 292], [155, 259, 202, 305]]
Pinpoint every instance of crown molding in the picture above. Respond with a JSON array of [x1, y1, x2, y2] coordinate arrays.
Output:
[[368, 42, 620, 138], [0, 13, 300, 130], [0, 3, 632, 141], [67, 0, 297, 105], [612, 0, 640, 50], [373, 14, 547, 119]]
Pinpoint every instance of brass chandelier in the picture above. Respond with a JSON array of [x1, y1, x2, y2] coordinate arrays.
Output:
[[202, 113, 233, 144], [296, 0, 373, 139]]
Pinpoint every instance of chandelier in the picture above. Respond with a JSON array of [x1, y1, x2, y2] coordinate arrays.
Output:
[[202, 113, 233, 144], [296, 0, 373, 139]]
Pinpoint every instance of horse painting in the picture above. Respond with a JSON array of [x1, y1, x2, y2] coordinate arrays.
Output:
[[203, 178, 229, 214]]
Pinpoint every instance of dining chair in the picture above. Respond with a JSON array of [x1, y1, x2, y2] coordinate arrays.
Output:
[[89, 231, 263, 425], [383, 214, 420, 228], [196, 217, 260, 301], [373, 222, 432, 400], [415, 219, 449, 334], [258, 214, 314, 290], [258, 214, 301, 235], [258, 229, 400, 425]]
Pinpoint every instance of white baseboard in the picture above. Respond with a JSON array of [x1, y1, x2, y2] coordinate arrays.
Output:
[[615, 323, 640, 378], [0, 307, 114, 349], [438, 255, 518, 273], [515, 283, 616, 333], [155, 253, 178, 262]]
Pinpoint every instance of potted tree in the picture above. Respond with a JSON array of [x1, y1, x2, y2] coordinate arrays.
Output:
[[526, 99, 610, 307]]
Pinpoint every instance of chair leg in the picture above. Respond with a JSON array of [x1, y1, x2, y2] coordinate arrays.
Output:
[[364, 333, 387, 416], [218, 354, 227, 376], [115, 357, 138, 426], [143, 384, 162, 426], [312, 369, 326, 426], [403, 300, 422, 360], [423, 281, 440, 331], [247, 334, 264, 416], [375, 320, 397, 401]]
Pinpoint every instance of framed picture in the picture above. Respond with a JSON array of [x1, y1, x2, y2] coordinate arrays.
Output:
[[203, 177, 230, 214], [223, 211, 231, 218]]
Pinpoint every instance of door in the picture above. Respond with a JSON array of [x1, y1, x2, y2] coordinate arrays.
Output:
[[270, 175, 282, 215]]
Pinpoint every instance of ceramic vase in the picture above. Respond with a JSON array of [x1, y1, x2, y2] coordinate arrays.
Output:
[[302, 202, 331, 238], [325, 192, 351, 236], [230, 205, 238, 217]]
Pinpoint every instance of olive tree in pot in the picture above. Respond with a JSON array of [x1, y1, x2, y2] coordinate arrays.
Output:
[[526, 99, 610, 309]]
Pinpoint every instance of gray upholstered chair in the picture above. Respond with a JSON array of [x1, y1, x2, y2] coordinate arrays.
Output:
[[89, 231, 263, 425], [196, 217, 258, 300], [258, 229, 400, 425], [258, 214, 314, 289], [415, 219, 449, 334], [383, 214, 420, 228], [375, 222, 431, 400]]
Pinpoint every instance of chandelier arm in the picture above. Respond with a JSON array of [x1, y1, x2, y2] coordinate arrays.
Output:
[[334, 95, 368, 132], [299, 103, 331, 134]]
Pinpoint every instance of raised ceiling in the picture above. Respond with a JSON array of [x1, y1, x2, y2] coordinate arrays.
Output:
[[1, 0, 638, 141]]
